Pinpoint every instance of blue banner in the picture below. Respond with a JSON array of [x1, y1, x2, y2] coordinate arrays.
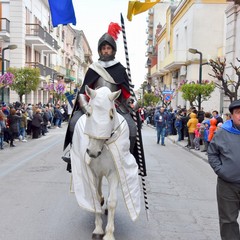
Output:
[[48, 0, 76, 27]]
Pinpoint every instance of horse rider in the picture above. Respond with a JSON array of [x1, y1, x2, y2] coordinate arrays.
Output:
[[63, 23, 146, 175]]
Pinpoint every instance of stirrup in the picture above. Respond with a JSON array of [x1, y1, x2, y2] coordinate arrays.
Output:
[[62, 156, 71, 164], [62, 150, 71, 164]]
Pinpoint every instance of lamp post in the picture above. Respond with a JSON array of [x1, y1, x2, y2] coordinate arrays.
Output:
[[188, 48, 202, 111], [1, 44, 17, 102], [52, 71, 58, 105]]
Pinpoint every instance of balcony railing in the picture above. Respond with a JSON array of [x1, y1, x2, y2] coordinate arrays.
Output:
[[65, 68, 76, 82], [0, 18, 10, 41], [25, 24, 58, 51], [25, 62, 56, 78], [0, 59, 10, 73], [0, 18, 10, 33], [54, 65, 66, 76]]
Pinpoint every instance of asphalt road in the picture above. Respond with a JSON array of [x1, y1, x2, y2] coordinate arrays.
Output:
[[0, 123, 220, 240]]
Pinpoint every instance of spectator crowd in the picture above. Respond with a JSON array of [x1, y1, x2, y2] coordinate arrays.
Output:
[[0, 100, 230, 154], [142, 105, 230, 152], [0, 101, 69, 150]]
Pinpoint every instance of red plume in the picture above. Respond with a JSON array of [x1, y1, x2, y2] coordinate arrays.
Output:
[[108, 22, 122, 40]]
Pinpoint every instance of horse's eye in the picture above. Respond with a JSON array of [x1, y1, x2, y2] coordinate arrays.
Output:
[[109, 108, 114, 120]]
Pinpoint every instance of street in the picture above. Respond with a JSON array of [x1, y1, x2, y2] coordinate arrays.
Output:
[[0, 123, 220, 240]]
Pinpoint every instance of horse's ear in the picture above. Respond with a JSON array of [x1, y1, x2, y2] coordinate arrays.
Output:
[[85, 85, 96, 99], [108, 89, 121, 102]]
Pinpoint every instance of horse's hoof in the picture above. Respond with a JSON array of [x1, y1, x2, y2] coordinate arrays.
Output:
[[104, 209, 108, 215], [92, 233, 104, 239]]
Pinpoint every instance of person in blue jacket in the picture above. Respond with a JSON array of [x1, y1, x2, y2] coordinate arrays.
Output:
[[208, 99, 240, 240], [174, 111, 183, 141], [154, 106, 167, 146]]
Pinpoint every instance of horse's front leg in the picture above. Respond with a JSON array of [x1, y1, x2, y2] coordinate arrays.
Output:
[[103, 174, 119, 240], [92, 176, 104, 239], [92, 212, 104, 239]]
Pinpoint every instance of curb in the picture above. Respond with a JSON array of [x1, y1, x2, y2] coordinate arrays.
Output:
[[167, 136, 208, 163]]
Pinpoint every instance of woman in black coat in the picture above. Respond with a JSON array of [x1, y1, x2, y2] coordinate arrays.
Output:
[[7, 108, 22, 147], [31, 109, 43, 139]]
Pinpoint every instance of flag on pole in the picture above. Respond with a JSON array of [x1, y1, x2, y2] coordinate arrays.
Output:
[[48, 0, 76, 27], [65, 89, 78, 108], [127, 0, 160, 21]]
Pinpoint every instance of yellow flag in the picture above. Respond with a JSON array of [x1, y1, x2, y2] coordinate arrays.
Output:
[[127, 0, 160, 21]]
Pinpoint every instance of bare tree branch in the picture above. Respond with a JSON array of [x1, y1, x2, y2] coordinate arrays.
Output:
[[208, 57, 238, 102]]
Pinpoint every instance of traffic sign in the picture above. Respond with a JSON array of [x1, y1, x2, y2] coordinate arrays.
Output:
[[164, 93, 172, 102]]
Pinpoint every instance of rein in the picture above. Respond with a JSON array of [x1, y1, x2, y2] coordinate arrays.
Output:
[[107, 119, 125, 142]]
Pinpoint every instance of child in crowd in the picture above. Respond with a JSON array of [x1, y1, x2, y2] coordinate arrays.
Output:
[[193, 123, 201, 150], [208, 118, 217, 143], [201, 120, 210, 152], [174, 113, 183, 141]]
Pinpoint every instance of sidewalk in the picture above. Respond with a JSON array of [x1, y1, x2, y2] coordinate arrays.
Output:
[[0, 122, 68, 151], [145, 123, 208, 162]]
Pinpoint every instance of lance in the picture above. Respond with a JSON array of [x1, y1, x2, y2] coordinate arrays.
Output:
[[120, 13, 149, 220]]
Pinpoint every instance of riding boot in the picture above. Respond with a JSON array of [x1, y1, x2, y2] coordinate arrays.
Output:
[[62, 155, 71, 173]]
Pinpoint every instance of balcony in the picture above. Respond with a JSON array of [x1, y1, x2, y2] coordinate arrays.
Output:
[[148, 9, 154, 15], [145, 73, 151, 80], [145, 58, 151, 68], [147, 35, 153, 41], [25, 24, 58, 54], [148, 22, 153, 28], [161, 50, 188, 71], [25, 62, 56, 78], [0, 18, 10, 41], [147, 46, 154, 53], [55, 65, 67, 77], [65, 68, 76, 83], [0, 59, 10, 73]]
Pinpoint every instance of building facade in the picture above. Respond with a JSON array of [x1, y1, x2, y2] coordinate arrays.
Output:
[[0, 0, 92, 104], [146, 0, 230, 113]]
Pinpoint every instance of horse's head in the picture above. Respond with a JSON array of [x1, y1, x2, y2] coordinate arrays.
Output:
[[84, 86, 121, 158]]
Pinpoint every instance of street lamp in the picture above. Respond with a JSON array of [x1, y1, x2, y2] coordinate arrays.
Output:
[[188, 48, 202, 111], [1, 44, 18, 102], [52, 71, 59, 104]]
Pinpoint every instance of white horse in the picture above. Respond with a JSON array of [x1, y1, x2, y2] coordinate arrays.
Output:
[[70, 86, 141, 240]]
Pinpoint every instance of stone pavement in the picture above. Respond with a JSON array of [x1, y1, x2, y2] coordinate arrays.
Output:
[[145, 123, 208, 163]]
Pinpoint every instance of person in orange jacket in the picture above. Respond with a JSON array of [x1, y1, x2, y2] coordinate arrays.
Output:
[[208, 118, 217, 142]]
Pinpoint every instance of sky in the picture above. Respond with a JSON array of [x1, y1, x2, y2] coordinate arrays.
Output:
[[72, 0, 148, 90]]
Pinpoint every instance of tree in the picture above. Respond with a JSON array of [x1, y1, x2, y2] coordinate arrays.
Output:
[[142, 92, 159, 107], [208, 57, 240, 103], [8, 67, 40, 102], [179, 81, 215, 107]]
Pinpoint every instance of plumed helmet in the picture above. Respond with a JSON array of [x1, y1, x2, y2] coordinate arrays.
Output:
[[98, 22, 121, 61], [229, 99, 240, 113], [98, 33, 117, 53]]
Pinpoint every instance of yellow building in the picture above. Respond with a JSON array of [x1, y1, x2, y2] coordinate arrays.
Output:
[[146, 0, 228, 111]]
